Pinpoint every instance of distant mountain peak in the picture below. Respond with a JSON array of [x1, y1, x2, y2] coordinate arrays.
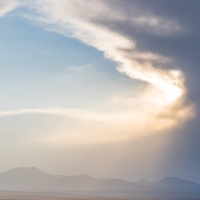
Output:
[[79, 174, 95, 178], [159, 176, 195, 184], [157, 177, 200, 189], [137, 179, 152, 186], [4, 167, 46, 174]]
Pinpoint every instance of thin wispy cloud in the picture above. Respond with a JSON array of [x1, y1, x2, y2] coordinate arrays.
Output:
[[0, 0, 19, 16]]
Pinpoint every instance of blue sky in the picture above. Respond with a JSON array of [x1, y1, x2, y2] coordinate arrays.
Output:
[[0, 8, 138, 111]]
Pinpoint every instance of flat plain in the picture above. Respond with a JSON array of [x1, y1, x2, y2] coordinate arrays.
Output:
[[0, 191, 198, 200]]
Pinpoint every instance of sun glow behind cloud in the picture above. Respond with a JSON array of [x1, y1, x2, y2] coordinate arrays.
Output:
[[0, 0, 193, 146]]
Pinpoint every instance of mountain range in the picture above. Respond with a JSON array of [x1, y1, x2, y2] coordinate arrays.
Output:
[[0, 167, 200, 198]]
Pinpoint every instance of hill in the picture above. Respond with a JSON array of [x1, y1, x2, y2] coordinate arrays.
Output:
[[0, 167, 200, 198]]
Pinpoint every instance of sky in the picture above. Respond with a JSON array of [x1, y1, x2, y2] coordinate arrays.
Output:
[[0, 0, 200, 182]]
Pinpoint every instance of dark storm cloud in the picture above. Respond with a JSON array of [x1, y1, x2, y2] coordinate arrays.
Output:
[[137, 0, 200, 181], [149, 1, 200, 181], [91, 0, 200, 103], [87, 0, 200, 181]]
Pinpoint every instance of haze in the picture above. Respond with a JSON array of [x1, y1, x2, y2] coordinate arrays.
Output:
[[0, 0, 199, 184]]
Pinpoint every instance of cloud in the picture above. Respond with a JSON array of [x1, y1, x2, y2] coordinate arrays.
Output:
[[0, 0, 19, 16], [26, 0, 184, 93], [0, 0, 194, 144], [0, 0, 198, 180], [0, 105, 191, 179]]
